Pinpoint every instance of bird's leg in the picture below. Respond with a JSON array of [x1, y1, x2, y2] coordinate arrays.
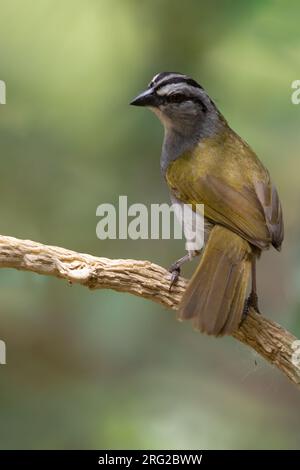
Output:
[[168, 250, 200, 291], [241, 257, 260, 324], [248, 256, 260, 313]]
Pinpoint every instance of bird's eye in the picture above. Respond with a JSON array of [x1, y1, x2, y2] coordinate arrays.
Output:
[[168, 93, 186, 104]]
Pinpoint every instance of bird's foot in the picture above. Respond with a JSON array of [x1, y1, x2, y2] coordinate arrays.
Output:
[[168, 263, 181, 292], [168, 251, 200, 292], [247, 291, 260, 314], [240, 292, 260, 327]]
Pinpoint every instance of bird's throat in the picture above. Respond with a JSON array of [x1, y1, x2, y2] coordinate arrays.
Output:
[[160, 112, 225, 176]]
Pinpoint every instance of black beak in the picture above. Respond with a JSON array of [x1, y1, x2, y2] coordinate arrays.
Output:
[[130, 88, 158, 107]]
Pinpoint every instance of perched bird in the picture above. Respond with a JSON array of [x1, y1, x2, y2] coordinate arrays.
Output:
[[130, 72, 283, 336]]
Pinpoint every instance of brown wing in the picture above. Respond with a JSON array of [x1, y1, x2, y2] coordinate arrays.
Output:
[[166, 131, 284, 251], [254, 180, 284, 250]]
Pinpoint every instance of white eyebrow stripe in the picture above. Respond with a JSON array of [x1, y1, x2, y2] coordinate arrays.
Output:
[[156, 82, 195, 96], [149, 73, 161, 86], [152, 73, 161, 82]]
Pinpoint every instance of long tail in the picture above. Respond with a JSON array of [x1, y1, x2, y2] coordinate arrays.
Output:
[[178, 225, 252, 336]]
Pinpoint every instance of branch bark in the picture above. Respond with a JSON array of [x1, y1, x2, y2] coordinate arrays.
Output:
[[0, 234, 299, 387]]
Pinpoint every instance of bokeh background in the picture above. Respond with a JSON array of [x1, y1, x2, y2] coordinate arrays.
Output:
[[0, 0, 300, 450]]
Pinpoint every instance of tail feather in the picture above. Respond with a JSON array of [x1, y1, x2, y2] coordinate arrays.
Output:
[[178, 225, 252, 336], [219, 265, 247, 335]]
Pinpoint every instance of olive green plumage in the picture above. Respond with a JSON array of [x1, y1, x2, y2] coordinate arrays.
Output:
[[166, 128, 283, 251], [131, 72, 284, 336], [166, 127, 283, 334]]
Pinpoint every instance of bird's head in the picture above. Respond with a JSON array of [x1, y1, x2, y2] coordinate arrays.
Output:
[[130, 72, 219, 135]]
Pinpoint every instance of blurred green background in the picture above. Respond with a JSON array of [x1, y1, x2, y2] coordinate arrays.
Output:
[[0, 0, 300, 450]]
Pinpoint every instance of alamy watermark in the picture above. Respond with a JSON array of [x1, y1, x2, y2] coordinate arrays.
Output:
[[0, 340, 6, 365], [291, 80, 300, 104], [0, 80, 6, 104], [96, 196, 205, 251], [291, 340, 300, 369]]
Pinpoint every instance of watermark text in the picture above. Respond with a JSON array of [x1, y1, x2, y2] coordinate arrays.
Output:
[[0, 340, 6, 365], [0, 80, 6, 104], [291, 80, 300, 104], [96, 196, 205, 251]]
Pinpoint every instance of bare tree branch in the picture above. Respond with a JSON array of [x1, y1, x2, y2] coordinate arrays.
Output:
[[0, 234, 299, 387]]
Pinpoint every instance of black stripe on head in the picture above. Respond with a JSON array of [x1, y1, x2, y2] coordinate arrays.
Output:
[[155, 77, 203, 92], [147, 72, 207, 112], [149, 72, 203, 90], [153, 75, 206, 112], [153, 75, 203, 92], [148, 72, 179, 88], [164, 92, 208, 113]]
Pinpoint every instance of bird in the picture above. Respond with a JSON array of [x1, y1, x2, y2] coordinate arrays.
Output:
[[130, 72, 283, 336]]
